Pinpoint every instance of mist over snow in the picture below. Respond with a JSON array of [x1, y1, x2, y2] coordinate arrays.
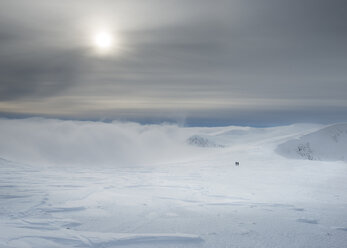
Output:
[[0, 118, 204, 167], [1, 118, 346, 167]]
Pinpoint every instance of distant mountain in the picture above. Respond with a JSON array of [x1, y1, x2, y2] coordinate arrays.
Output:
[[276, 123, 347, 161], [186, 135, 224, 148]]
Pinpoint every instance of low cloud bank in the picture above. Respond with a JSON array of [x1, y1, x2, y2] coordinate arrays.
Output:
[[0, 118, 200, 167]]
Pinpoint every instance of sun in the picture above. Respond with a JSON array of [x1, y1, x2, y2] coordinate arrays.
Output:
[[93, 31, 114, 52]]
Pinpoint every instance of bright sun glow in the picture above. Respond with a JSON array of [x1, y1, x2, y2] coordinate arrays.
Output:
[[93, 31, 113, 51]]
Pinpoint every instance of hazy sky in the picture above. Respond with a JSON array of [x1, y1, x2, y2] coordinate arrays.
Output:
[[0, 0, 346, 125]]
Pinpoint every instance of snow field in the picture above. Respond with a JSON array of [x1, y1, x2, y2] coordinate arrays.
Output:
[[0, 119, 347, 247]]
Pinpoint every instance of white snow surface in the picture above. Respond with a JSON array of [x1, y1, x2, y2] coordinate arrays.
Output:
[[1, 118, 347, 248], [276, 123, 347, 161]]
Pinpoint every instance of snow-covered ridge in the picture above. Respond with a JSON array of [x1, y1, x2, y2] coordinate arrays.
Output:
[[276, 123, 347, 161]]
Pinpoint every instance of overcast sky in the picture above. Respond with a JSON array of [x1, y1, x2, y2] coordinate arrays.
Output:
[[0, 0, 346, 126]]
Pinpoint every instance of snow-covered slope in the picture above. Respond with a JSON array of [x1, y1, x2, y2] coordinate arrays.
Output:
[[276, 123, 347, 161]]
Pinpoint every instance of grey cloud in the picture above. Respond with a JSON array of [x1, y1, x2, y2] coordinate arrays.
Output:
[[0, 0, 346, 124], [0, 48, 85, 100]]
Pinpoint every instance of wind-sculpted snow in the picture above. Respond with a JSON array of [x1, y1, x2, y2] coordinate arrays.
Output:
[[4, 230, 202, 247], [276, 123, 347, 161]]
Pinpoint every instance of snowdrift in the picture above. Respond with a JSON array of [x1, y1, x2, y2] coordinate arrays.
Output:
[[276, 123, 347, 161]]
